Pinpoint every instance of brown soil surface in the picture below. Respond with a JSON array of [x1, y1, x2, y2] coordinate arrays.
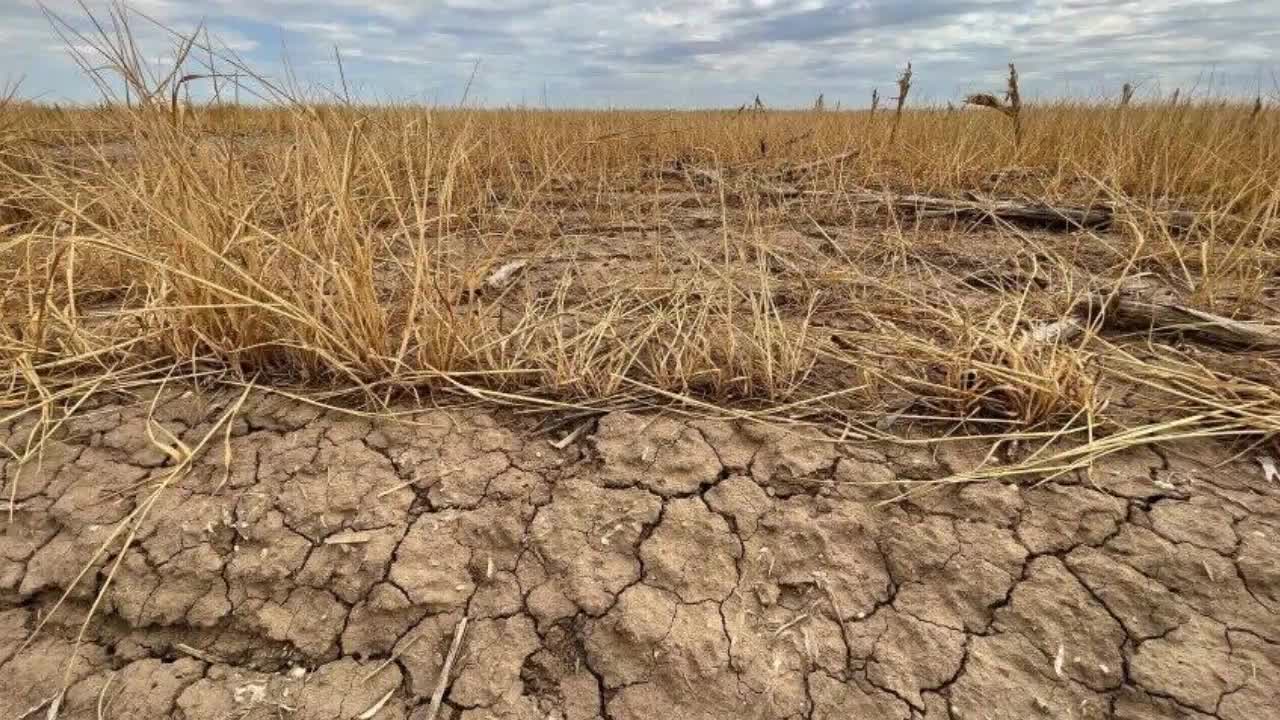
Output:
[[2, 390, 1278, 719]]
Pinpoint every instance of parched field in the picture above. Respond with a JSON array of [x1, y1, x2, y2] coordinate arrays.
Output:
[[1, 389, 1278, 719], [2, 48, 1280, 720]]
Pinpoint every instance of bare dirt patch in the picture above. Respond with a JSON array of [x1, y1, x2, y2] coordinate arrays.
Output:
[[2, 389, 1277, 719]]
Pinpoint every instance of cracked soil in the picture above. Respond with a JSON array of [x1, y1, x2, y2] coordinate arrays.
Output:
[[2, 389, 1278, 719]]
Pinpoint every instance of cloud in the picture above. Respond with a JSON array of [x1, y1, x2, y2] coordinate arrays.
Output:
[[2, 0, 1275, 106]]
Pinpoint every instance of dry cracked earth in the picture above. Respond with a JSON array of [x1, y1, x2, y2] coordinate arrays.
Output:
[[1, 390, 1278, 720]]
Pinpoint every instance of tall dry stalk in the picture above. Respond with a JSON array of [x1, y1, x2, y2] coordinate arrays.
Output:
[[889, 62, 912, 143], [1006, 63, 1022, 144], [964, 63, 1024, 147]]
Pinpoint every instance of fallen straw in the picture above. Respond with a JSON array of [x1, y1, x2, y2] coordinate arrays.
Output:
[[423, 617, 468, 720]]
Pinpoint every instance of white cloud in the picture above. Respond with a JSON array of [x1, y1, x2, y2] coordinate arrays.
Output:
[[2, 0, 1275, 106]]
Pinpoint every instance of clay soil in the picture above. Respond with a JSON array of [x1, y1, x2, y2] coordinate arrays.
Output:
[[2, 388, 1278, 720]]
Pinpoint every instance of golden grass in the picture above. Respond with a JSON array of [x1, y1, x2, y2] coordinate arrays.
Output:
[[1, 13, 1278, 462]]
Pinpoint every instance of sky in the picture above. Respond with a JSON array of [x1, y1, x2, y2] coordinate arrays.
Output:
[[2, 0, 1277, 108]]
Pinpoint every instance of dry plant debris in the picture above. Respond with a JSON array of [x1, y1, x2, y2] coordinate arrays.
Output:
[[1, 6, 1279, 719]]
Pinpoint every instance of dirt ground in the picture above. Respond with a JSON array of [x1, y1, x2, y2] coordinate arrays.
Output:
[[1, 389, 1278, 720]]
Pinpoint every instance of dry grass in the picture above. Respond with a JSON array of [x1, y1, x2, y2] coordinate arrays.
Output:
[[1, 11, 1278, 470], [3, 12, 1280, 686]]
